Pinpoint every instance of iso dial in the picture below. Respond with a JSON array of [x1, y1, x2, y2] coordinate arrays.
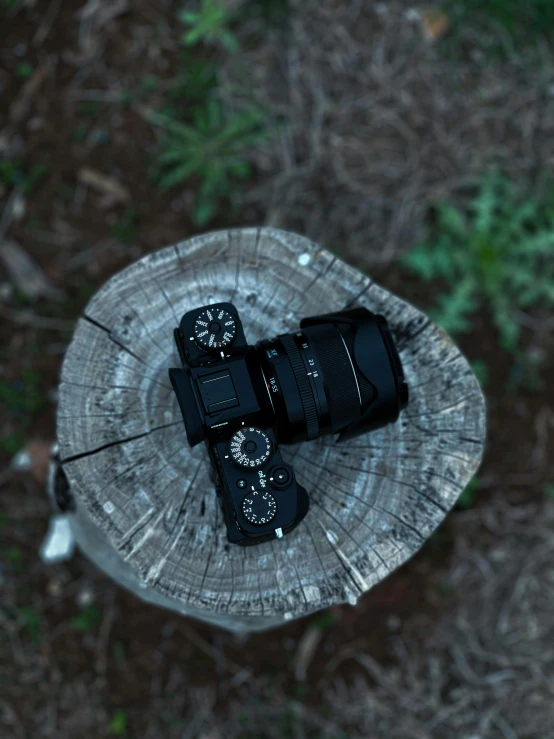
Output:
[[193, 307, 237, 350], [229, 427, 272, 469]]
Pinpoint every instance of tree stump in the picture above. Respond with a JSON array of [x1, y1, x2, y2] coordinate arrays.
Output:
[[56, 228, 486, 632]]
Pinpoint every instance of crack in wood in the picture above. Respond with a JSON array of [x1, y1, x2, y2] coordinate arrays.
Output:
[[60, 420, 182, 465], [83, 313, 155, 369]]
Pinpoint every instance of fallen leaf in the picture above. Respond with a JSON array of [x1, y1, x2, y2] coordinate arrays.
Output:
[[25, 440, 54, 484], [421, 9, 450, 41]]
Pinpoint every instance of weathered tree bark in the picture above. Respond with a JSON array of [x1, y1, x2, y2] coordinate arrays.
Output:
[[56, 228, 486, 632]]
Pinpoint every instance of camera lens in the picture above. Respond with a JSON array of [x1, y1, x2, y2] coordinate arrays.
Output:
[[257, 308, 407, 443]]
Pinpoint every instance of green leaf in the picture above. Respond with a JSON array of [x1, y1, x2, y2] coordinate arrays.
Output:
[[433, 277, 477, 335], [457, 478, 480, 509], [72, 605, 102, 632], [18, 606, 42, 645], [15, 62, 34, 79], [437, 201, 467, 239], [311, 609, 338, 631], [108, 709, 128, 735], [178, 0, 238, 52], [470, 359, 489, 387], [193, 195, 217, 226]]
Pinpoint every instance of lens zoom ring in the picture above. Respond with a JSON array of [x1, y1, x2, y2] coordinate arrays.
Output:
[[279, 334, 319, 440]]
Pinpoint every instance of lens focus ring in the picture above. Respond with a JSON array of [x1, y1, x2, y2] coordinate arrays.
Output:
[[279, 334, 319, 440]]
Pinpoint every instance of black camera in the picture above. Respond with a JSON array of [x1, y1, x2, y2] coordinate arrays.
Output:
[[169, 303, 408, 546]]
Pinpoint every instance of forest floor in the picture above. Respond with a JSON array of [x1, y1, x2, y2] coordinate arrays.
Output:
[[1, 1, 554, 738]]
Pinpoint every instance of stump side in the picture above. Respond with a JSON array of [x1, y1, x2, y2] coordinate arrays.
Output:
[[57, 228, 486, 625]]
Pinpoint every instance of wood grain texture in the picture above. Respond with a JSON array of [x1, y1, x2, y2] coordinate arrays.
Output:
[[57, 228, 486, 631]]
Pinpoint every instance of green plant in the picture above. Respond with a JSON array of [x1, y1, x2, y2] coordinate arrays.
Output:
[[470, 359, 488, 388], [72, 605, 101, 632], [0, 159, 48, 194], [18, 606, 42, 645], [544, 484, 554, 501], [311, 610, 338, 631], [112, 641, 127, 665], [111, 206, 138, 243], [155, 101, 268, 225], [444, 0, 554, 51], [240, 0, 290, 23], [0, 368, 47, 417], [15, 62, 34, 79], [165, 57, 218, 109], [456, 478, 480, 509], [108, 709, 128, 735], [0, 0, 22, 13], [0, 432, 24, 455], [403, 172, 554, 352], [179, 0, 239, 52], [71, 125, 88, 142]]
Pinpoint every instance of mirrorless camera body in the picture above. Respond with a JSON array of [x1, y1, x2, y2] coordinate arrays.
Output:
[[169, 302, 408, 546]]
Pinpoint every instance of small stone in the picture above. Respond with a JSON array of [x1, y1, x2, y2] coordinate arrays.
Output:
[[77, 586, 95, 608], [40, 515, 75, 563], [11, 449, 32, 471]]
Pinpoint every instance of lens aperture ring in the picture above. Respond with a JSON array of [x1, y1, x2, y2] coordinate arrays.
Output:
[[279, 334, 319, 440]]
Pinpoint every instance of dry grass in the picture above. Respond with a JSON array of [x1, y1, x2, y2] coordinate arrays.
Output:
[[224, 0, 554, 266], [138, 501, 554, 738], [4, 490, 553, 738]]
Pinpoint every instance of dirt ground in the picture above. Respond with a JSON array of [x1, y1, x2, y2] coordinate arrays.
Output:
[[1, 1, 554, 738]]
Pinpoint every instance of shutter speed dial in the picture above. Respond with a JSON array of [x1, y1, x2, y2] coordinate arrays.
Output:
[[229, 427, 272, 469], [242, 490, 277, 525], [193, 308, 237, 350]]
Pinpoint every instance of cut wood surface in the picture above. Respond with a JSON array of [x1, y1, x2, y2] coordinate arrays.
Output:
[[56, 228, 486, 631]]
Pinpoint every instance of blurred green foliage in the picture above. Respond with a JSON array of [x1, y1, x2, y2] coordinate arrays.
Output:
[[111, 206, 139, 244], [469, 359, 489, 388], [71, 125, 88, 142], [444, 0, 554, 54], [311, 609, 338, 631], [179, 0, 239, 52], [0, 368, 47, 417], [72, 605, 102, 632], [15, 62, 34, 79], [108, 709, 128, 735], [403, 172, 554, 353], [18, 606, 42, 645], [456, 478, 480, 509], [0, 0, 21, 13], [164, 57, 219, 111], [155, 101, 268, 225], [0, 159, 48, 194], [0, 432, 24, 455]]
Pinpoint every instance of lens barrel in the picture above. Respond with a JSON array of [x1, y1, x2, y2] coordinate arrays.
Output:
[[257, 308, 407, 444]]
